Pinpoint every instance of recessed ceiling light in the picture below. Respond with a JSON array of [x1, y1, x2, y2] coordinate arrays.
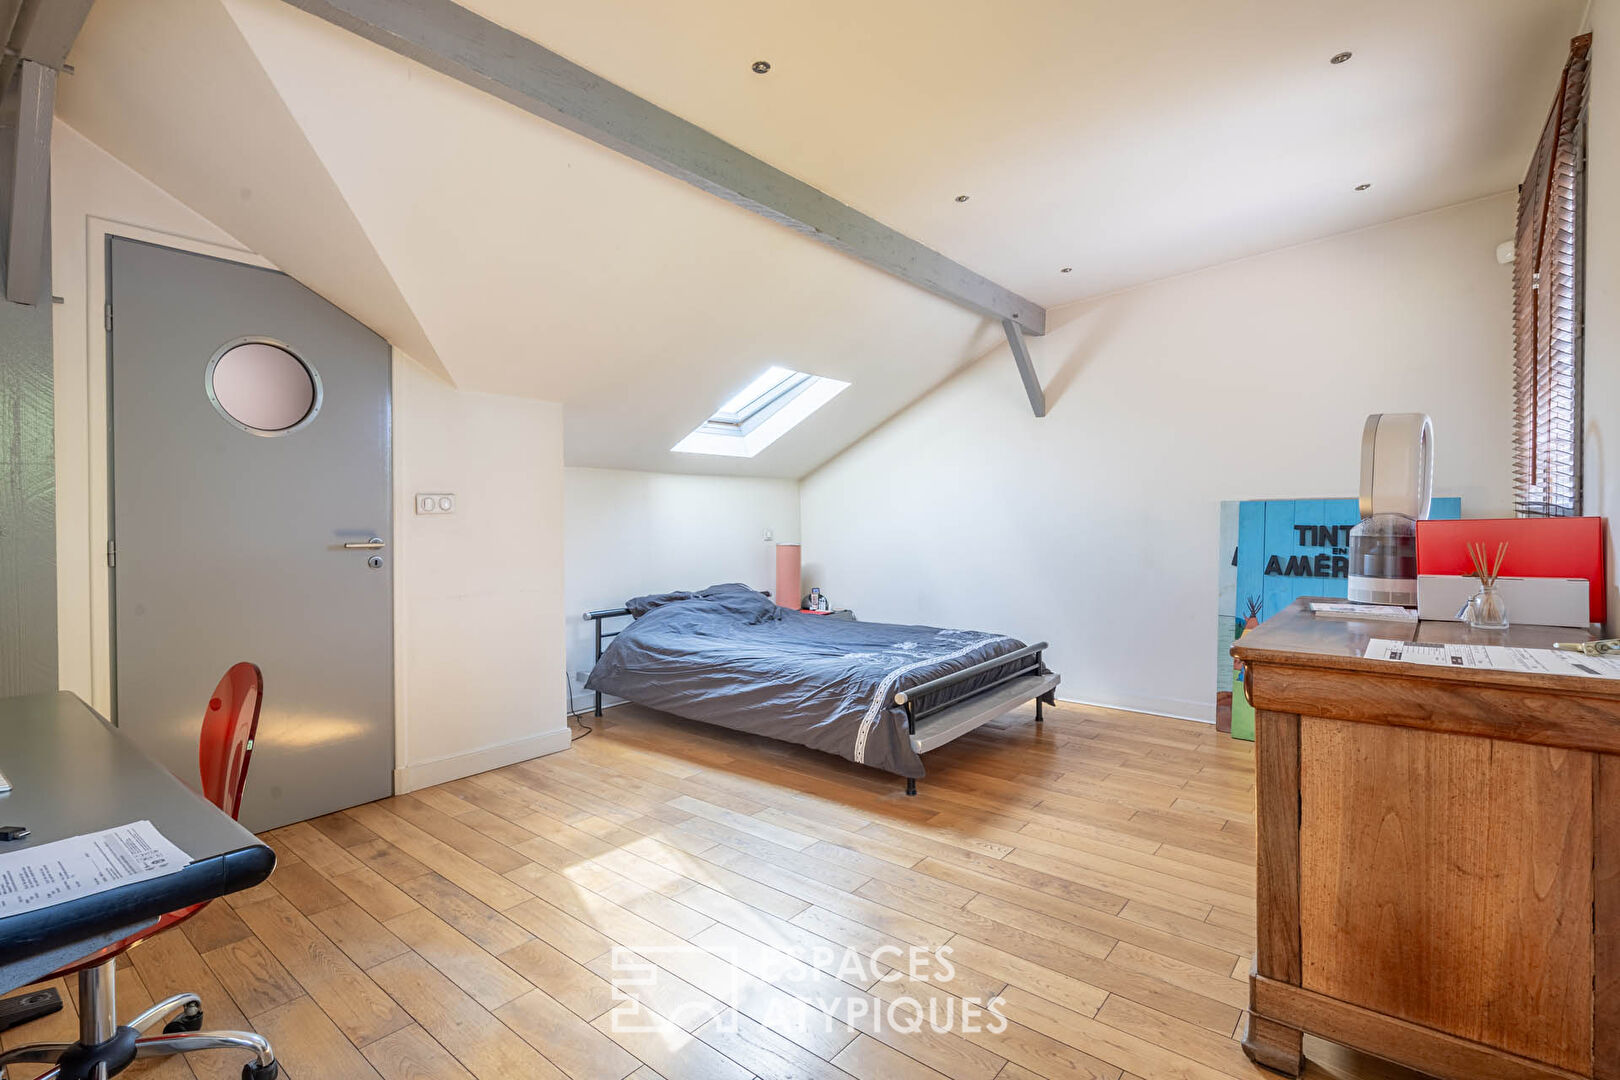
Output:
[[1355, 182, 1372, 191], [1060, 267, 1072, 273], [1331, 51, 1353, 64], [751, 60, 771, 74], [955, 194, 970, 203]]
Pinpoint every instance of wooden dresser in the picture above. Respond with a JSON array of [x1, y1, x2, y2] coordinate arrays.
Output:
[[1231, 598, 1616, 1080]]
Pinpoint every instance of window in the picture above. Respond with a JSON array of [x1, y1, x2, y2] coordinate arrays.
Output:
[[1513, 34, 1590, 517], [673, 366, 849, 457], [205, 339, 321, 436]]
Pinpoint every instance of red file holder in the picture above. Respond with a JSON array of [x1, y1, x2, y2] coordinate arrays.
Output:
[[1414, 516, 1605, 624]]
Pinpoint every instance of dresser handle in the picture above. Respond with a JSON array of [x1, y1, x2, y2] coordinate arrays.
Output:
[[1240, 662, 1255, 708]]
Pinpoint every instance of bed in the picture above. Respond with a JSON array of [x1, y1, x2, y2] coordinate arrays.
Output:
[[583, 583, 1059, 794]]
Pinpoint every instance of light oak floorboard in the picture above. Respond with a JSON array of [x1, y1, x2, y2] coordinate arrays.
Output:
[[0, 701, 1434, 1080]]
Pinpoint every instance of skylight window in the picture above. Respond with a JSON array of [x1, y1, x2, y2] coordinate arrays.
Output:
[[673, 366, 849, 458]]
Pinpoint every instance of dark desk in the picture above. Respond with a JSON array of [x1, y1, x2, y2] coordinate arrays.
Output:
[[0, 692, 274, 993]]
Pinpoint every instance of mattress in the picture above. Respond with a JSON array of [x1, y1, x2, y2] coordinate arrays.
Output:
[[584, 583, 1030, 778]]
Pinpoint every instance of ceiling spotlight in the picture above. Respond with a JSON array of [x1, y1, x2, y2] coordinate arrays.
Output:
[[1331, 51, 1353, 64], [1354, 182, 1372, 191], [955, 194, 970, 203], [1060, 267, 1072, 273], [751, 60, 771, 74]]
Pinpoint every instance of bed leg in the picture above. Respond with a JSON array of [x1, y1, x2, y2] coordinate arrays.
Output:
[[905, 777, 917, 797], [1035, 696, 1044, 723], [594, 691, 602, 719]]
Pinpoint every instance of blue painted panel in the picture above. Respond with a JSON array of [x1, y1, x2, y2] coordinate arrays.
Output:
[[1261, 501, 1302, 622], [1216, 502, 1240, 695], [1220, 495, 1463, 741]]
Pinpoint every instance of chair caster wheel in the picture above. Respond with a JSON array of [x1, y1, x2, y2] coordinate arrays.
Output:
[[164, 1006, 203, 1034], [243, 1061, 279, 1080]]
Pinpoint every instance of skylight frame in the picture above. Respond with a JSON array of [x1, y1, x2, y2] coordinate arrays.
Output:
[[706, 367, 812, 428], [673, 366, 849, 458]]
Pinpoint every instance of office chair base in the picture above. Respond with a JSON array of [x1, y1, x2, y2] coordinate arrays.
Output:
[[131, 991, 202, 1034], [134, 1031, 278, 1076], [46, 1027, 139, 1080], [0, 962, 276, 1080], [162, 1001, 204, 1033]]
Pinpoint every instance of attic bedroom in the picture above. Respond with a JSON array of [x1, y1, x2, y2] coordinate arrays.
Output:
[[0, 1, 1616, 1079]]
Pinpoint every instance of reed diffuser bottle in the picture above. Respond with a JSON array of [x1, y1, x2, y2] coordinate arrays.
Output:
[[1465, 541, 1509, 631]]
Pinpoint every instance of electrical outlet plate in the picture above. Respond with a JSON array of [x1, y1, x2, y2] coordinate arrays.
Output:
[[763, 528, 774, 542], [416, 493, 456, 515]]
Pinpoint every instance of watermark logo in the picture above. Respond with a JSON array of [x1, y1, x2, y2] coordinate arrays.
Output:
[[605, 943, 1008, 1035], [607, 946, 741, 1033]]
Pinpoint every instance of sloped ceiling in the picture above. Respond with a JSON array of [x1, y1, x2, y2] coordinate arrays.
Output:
[[57, 0, 449, 381], [61, 0, 1584, 477]]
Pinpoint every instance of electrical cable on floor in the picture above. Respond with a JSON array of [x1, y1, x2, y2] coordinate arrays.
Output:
[[565, 671, 592, 741]]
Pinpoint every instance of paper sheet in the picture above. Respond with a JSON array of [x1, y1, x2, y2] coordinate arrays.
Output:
[[0, 821, 192, 917], [1309, 602, 1417, 623], [1365, 638, 1620, 678]]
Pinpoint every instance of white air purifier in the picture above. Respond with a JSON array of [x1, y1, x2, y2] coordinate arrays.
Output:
[[1347, 413, 1434, 606]]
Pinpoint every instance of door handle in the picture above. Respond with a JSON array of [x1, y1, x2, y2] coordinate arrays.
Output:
[[343, 538, 386, 550]]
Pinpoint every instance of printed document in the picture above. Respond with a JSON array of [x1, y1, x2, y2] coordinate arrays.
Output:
[[0, 821, 192, 917], [1365, 639, 1620, 678]]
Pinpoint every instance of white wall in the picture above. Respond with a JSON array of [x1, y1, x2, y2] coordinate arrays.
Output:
[[394, 355, 567, 789], [51, 120, 568, 791], [1586, 5, 1620, 635], [564, 467, 798, 707], [802, 195, 1517, 722]]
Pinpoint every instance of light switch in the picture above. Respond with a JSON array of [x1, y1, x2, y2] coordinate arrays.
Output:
[[415, 493, 456, 514]]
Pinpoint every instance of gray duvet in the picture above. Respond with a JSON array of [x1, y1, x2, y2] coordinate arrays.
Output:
[[584, 584, 1028, 778]]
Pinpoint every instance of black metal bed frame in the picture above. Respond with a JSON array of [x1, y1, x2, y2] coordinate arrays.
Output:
[[582, 604, 633, 718], [580, 600, 1055, 796], [892, 640, 1054, 796]]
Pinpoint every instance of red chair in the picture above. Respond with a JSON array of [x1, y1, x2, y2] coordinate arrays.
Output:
[[0, 663, 280, 1080]]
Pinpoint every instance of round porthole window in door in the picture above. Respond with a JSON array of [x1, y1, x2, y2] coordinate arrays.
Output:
[[205, 338, 322, 436]]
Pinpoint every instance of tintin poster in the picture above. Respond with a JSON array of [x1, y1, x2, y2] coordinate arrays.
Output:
[[1217, 496, 1461, 740]]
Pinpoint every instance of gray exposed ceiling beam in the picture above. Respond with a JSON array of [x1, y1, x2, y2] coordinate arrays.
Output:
[[10, 0, 93, 66], [0, 1, 25, 54], [280, 0, 1048, 337], [0, 0, 94, 90], [1002, 319, 1045, 418], [5, 59, 53, 305], [0, 0, 92, 305]]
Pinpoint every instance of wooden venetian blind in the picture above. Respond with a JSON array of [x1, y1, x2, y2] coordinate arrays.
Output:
[[1513, 33, 1590, 517]]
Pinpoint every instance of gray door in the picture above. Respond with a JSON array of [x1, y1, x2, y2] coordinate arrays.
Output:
[[109, 238, 392, 832]]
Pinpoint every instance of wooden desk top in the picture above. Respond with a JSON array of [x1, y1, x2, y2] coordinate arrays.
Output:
[[1231, 597, 1614, 698]]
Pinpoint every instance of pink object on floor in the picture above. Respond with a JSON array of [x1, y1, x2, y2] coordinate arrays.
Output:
[[776, 544, 801, 610]]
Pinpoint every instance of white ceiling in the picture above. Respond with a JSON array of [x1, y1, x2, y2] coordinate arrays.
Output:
[[61, 0, 1585, 477]]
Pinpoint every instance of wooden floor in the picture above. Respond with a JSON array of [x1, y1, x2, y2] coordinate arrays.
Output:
[[4, 700, 1428, 1080]]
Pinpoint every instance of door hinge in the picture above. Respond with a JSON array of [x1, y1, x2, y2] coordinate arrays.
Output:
[[106, 538, 116, 568], [104, 304, 112, 333]]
